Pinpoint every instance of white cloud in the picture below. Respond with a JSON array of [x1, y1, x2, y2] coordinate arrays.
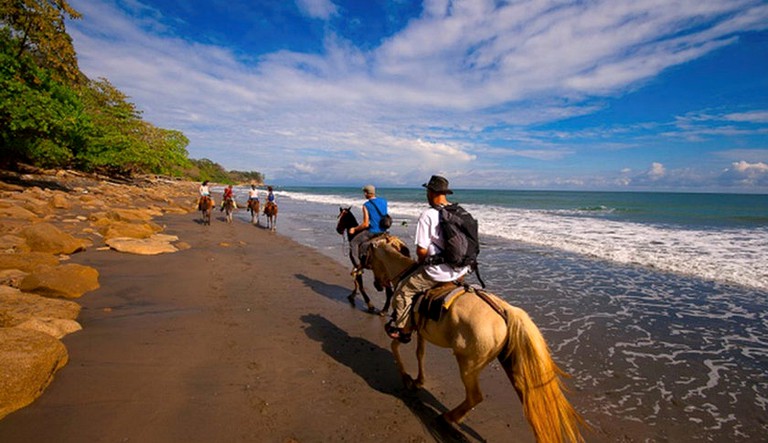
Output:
[[66, 0, 768, 189], [719, 161, 768, 187], [295, 0, 337, 20]]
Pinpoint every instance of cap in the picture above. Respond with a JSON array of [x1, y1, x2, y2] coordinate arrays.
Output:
[[362, 184, 376, 194]]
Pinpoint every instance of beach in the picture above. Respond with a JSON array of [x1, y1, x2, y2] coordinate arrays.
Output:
[[1, 176, 765, 442], [0, 208, 549, 443]]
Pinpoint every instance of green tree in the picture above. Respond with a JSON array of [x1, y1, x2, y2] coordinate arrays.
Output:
[[0, 0, 82, 83], [0, 31, 88, 168]]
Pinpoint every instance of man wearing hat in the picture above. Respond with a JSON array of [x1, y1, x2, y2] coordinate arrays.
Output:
[[385, 175, 471, 343], [348, 184, 389, 274]]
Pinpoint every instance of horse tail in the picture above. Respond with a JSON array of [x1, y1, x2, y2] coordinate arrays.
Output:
[[499, 305, 585, 443]]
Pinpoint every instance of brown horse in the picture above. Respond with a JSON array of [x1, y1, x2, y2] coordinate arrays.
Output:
[[223, 197, 236, 223], [335, 207, 403, 313], [247, 199, 260, 225], [199, 196, 214, 225], [263, 201, 278, 231], [364, 237, 585, 442]]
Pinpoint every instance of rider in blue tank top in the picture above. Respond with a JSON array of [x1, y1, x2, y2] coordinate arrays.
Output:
[[348, 184, 389, 273], [364, 197, 388, 234]]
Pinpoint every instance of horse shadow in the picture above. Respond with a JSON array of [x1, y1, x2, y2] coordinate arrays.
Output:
[[300, 313, 484, 442], [295, 274, 380, 315]]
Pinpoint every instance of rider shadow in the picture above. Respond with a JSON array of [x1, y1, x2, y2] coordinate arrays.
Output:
[[300, 313, 483, 443], [295, 274, 380, 315]]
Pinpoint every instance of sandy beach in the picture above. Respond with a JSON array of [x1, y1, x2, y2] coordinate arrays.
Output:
[[0, 207, 548, 442]]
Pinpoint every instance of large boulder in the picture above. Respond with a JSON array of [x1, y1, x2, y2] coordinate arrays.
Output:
[[20, 222, 89, 254], [0, 205, 39, 221], [0, 328, 68, 420], [105, 234, 179, 255], [0, 252, 59, 272], [0, 285, 81, 326], [19, 264, 100, 299]]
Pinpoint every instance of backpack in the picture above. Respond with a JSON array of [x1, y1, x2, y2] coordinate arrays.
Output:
[[369, 200, 392, 231], [431, 203, 486, 287]]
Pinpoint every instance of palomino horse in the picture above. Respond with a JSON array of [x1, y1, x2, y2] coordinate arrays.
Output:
[[247, 199, 260, 225], [223, 197, 236, 224], [335, 207, 402, 313], [263, 201, 278, 231], [364, 237, 584, 443], [199, 196, 214, 225]]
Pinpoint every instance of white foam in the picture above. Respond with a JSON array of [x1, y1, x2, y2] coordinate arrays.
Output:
[[279, 190, 768, 291]]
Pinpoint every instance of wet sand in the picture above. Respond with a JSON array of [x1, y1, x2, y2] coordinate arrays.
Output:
[[0, 211, 542, 442]]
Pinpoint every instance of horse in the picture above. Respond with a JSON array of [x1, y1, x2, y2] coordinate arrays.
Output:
[[199, 196, 214, 225], [247, 199, 260, 225], [335, 207, 401, 313], [223, 197, 236, 223], [363, 237, 585, 443], [264, 201, 278, 231]]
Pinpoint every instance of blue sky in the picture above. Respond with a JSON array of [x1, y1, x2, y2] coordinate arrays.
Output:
[[67, 0, 768, 192]]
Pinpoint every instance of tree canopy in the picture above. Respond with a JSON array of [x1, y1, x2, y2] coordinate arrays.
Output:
[[0, 0, 262, 182]]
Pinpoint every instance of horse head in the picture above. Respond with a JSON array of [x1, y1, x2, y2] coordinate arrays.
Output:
[[363, 235, 414, 290], [335, 206, 357, 236]]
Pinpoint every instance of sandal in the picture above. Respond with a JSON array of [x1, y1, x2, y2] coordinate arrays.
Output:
[[385, 321, 412, 343]]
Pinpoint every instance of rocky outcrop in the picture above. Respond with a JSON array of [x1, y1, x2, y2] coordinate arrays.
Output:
[[105, 234, 179, 255], [0, 169, 196, 420], [19, 264, 100, 299], [0, 328, 69, 420], [20, 223, 90, 255]]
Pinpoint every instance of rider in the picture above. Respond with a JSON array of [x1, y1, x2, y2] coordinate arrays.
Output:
[[220, 184, 235, 211], [348, 184, 388, 275], [198, 180, 211, 209], [248, 184, 260, 202], [267, 186, 276, 204], [385, 175, 470, 343]]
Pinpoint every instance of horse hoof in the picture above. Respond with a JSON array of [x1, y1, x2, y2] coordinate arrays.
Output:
[[346, 294, 356, 306], [366, 305, 376, 313]]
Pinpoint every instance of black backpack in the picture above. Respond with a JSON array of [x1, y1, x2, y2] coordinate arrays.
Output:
[[431, 203, 485, 287]]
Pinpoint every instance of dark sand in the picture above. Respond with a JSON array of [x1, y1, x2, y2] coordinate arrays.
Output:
[[0, 212, 544, 442]]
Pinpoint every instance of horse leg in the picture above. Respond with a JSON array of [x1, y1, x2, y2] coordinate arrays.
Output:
[[381, 286, 394, 314], [357, 275, 376, 313], [414, 334, 426, 387], [443, 356, 485, 424], [391, 340, 416, 389]]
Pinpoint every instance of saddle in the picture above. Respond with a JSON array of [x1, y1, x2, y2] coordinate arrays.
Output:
[[413, 281, 507, 326], [414, 281, 469, 323]]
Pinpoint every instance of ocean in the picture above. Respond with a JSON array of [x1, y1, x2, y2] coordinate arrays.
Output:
[[226, 186, 768, 441]]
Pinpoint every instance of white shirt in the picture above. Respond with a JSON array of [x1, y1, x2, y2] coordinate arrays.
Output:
[[415, 207, 470, 282], [248, 189, 259, 199]]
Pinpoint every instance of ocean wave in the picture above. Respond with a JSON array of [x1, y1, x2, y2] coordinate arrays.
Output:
[[279, 190, 768, 291]]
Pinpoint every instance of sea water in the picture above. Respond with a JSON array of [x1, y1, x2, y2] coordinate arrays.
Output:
[[227, 186, 768, 441]]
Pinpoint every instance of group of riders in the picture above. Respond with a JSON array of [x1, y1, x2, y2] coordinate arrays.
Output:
[[347, 175, 471, 344], [197, 180, 276, 216]]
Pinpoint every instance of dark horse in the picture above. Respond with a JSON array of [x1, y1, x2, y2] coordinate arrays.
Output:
[[335, 206, 398, 314], [199, 196, 214, 225]]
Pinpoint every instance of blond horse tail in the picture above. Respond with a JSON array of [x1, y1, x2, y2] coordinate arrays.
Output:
[[499, 305, 585, 443]]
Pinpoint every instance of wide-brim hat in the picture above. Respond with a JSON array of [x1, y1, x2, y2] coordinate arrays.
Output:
[[422, 175, 453, 194]]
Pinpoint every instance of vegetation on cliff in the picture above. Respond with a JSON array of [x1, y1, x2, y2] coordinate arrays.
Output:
[[0, 0, 261, 184]]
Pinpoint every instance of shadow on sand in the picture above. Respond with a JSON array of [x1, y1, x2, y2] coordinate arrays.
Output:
[[300, 312, 486, 443], [295, 273, 383, 315]]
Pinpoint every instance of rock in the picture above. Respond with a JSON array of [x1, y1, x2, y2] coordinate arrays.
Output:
[[15, 318, 82, 339], [105, 235, 179, 255], [19, 264, 100, 299], [0, 234, 31, 253], [0, 269, 28, 287], [0, 285, 81, 326], [0, 205, 39, 221], [0, 252, 59, 272], [50, 192, 71, 209], [20, 222, 89, 254], [98, 220, 163, 240], [0, 328, 68, 420]]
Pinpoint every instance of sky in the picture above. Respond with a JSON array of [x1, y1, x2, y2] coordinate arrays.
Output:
[[66, 0, 768, 192]]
